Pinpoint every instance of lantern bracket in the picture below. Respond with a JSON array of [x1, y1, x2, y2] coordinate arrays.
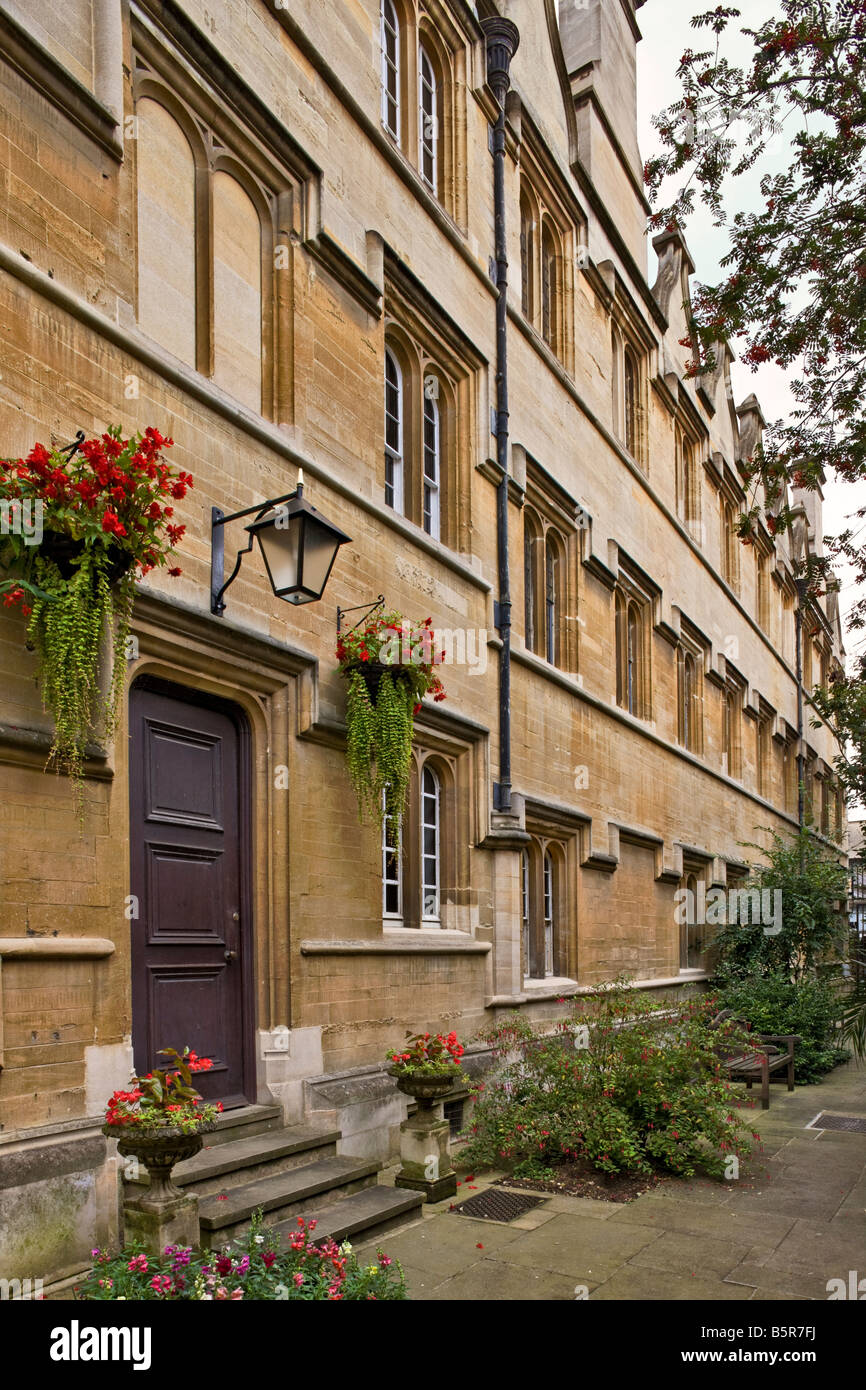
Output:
[[210, 486, 303, 616], [336, 595, 386, 637]]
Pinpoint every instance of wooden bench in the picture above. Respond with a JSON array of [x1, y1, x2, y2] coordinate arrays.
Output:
[[710, 1010, 799, 1110]]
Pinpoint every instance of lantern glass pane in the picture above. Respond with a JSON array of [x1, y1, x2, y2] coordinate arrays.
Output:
[[298, 515, 340, 596], [256, 511, 300, 594]]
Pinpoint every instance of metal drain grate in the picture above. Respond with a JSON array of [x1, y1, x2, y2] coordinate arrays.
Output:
[[808, 1112, 866, 1134], [453, 1188, 547, 1222]]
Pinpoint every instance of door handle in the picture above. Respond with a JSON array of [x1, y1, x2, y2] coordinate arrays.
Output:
[[224, 949, 238, 963]]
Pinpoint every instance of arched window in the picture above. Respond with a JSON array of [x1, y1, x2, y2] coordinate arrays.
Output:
[[722, 502, 739, 589], [421, 765, 440, 921], [543, 851, 555, 976], [524, 511, 542, 656], [611, 324, 622, 439], [520, 191, 534, 321], [422, 385, 440, 539], [616, 591, 645, 717], [684, 871, 702, 968], [136, 98, 196, 367], [521, 849, 530, 978], [381, 0, 400, 141], [541, 222, 558, 352], [756, 718, 768, 798], [418, 44, 438, 193], [627, 601, 641, 716], [384, 348, 404, 513], [545, 533, 559, 666], [682, 439, 695, 528], [678, 648, 697, 751], [212, 171, 262, 414], [724, 687, 741, 779], [624, 346, 638, 457]]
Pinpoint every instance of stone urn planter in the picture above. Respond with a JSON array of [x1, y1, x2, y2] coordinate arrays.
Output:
[[104, 1122, 216, 1255], [389, 1067, 460, 1203]]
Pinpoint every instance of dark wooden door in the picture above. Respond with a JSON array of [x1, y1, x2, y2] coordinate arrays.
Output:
[[130, 679, 253, 1108]]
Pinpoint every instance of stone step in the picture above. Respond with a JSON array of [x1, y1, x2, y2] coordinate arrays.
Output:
[[204, 1104, 285, 1148], [271, 1184, 424, 1249], [198, 1153, 381, 1246], [124, 1123, 340, 1198]]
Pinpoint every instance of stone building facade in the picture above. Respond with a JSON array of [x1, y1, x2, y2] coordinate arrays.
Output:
[[0, 0, 846, 1286]]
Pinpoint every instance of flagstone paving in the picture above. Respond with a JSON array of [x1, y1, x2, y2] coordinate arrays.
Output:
[[357, 1061, 866, 1301]]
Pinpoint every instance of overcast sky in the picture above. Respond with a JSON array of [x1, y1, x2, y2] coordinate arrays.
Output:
[[634, 0, 866, 658]]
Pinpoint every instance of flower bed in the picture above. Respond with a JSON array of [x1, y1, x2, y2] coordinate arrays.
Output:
[[77, 1215, 406, 1301], [460, 979, 760, 1179]]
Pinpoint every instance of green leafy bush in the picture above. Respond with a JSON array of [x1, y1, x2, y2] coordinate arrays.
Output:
[[77, 1213, 406, 1301], [712, 828, 847, 985], [718, 973, 847, 1083], [460, 980, 758, 1179]]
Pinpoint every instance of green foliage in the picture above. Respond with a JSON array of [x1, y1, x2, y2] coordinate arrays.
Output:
[[711, 828, 848, 985], [26, 552, 134, 807], [512, 1157, 556, 1180], [337, 610, 447, 830], [460, 979, 758, 1179], [839, 937, 866, 1063], [78, 1212, 407, 1301], [810, 652, 866, 810], [644, 1, 866, 630], [719, 972, 847, 1082], [344, 666, 415, 827]]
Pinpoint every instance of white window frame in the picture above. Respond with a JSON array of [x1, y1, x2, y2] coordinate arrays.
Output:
[[418, 44, 438, 193], [382, 792, 403, 921], [521, 849, 530, 979], [422, 387, 441, 539], [543, 851, 554, 977], [384, 348, 404, 514], [421, 765, 441, 923], [381, 0, 400, 141]]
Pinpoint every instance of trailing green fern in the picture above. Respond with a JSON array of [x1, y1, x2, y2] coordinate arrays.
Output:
[[26, 550, 134, 813], [344, 667, 416, 832]]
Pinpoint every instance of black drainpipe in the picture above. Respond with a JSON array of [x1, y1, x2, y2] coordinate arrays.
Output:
[[481, 15, 520, 813]]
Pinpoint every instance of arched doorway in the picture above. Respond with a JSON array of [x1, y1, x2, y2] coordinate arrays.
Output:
[[129, 676, 255, 1107]]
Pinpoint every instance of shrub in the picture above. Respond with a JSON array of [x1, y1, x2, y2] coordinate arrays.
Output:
[[77, 1213, 406, 1301], [460, 979, 759, 1179], [712, 828, 848, 985], [718, 972, 847, 1083]]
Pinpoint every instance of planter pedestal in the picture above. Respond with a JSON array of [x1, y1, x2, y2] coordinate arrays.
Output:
[[391, 1071, 458, 1204], [122, 1192, 200, 1256], [105, 1124, 211, 1257]]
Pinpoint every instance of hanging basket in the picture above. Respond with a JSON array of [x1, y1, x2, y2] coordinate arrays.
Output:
[[342, 660, 417, 702], [38, 533, 133, 587]]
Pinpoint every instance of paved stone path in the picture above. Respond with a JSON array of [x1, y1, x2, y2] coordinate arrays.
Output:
[[358, 1062, 866, 1300]]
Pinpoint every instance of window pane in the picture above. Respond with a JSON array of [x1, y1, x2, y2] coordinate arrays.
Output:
[[521, 850, 530, 976], [384, 349, 403, 513], [381, 0, 400, 139], [525, 524, 536, 653], [419, 46, 437, 191], [545, 535, 557, 666], [423, 392, 440, 538], [543, 852, 554, 976], [382, 792, 402, 918], [421, 766, 440, 919]]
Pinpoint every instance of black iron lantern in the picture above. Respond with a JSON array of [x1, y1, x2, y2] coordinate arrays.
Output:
[[211, 472, 351, 615]]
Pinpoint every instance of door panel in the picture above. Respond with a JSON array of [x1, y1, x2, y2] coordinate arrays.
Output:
[[130, 681, 253, 1108]]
